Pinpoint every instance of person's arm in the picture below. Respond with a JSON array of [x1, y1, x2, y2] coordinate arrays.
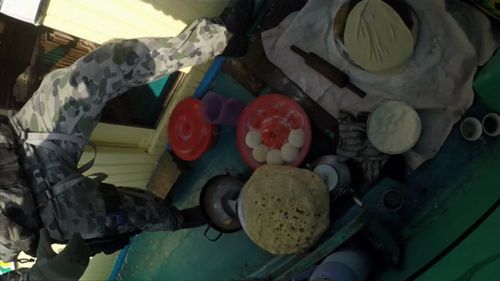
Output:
[[15, 18, 228, 140], [4, 229, 90, 281], [0, 270, 29, 281], [0, 213, 33, 263]]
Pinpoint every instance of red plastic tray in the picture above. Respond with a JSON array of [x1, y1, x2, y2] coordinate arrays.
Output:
[[236, 94, 312, 170]]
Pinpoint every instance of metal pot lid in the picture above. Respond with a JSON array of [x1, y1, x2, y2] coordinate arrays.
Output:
[[200, 175, 243, 232]]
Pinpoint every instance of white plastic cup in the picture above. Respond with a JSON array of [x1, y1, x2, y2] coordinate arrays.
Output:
[[308, 245, 371, 281], [482, 113, 500, 137], [460, 117, 482, 141]]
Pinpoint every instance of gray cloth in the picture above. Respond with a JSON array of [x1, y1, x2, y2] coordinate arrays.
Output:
[[337, 112, 389, 183], [262, 0, 498, 169]]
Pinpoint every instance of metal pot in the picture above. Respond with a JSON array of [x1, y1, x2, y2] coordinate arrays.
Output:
[[237, 183, 250, 239], [199, 175, 243, 241]]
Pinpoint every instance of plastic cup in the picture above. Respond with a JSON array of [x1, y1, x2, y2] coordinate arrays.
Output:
[[201, 92, 246, 126], [460, 117, 482, 141], [309, 246, 371, 281], [482, 113, 500, 137]]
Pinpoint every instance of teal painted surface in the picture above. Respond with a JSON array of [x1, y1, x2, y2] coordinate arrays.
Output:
[[420, 209, 500, 281], [116, 73, 273, 281], [375, 101, 500, 281], [115, 65, 500, 281], [474, 49, 500, 112], [147, 77, 169, 98], [128, 76, 169, 125], [39, 46, 70, 72]]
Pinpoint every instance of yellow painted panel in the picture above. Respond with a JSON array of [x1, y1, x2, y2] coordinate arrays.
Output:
[[80, 146, 158, 188], [90, 122, 155, 149], [82, 146, 157, 165], [42, 0, 228, 44], [81, 56, 214, 192], [83, 62, 213, 190]]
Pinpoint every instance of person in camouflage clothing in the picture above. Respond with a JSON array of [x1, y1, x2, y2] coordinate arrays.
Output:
[[0, 0, 254, 279], [11, 16, 229, 244]]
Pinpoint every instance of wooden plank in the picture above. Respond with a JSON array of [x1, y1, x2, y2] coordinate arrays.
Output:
[[146, 151, 180, 199]]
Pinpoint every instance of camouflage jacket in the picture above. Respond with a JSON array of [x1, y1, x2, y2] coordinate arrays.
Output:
[[0, 115, 40, 263]]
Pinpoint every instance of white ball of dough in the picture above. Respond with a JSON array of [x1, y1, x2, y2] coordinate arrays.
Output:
[[245, 131, 262, 149], [289, 129, 306, 148], [267, 149, 284, 165], [281, 143, 300, 163], [252, 145, 269, 163]]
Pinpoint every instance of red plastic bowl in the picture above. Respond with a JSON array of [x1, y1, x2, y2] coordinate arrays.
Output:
[[237, 94, 312, 170], [168, 98, 216, 161]]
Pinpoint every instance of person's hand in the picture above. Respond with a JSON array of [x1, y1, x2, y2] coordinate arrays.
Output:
[[28, 229, 90, 281]]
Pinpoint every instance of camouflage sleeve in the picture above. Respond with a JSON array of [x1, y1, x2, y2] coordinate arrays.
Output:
[[15, 18, 229, 138], [0, 271, 22, 281], [0, 213, 33, 263], [65, 17, 229, 101], [0, 268, 30, 281]]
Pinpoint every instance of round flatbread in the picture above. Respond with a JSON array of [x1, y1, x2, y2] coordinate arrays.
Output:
[[344, 0, 414, 72], [241, 165, 330, 255]]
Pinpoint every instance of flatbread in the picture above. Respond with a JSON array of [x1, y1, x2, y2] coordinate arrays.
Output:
[[242, 165, 330, 255], [344, 0, 414, 73]]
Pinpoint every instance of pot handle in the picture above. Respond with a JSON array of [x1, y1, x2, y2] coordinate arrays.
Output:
[[204, 225, 223, 242], [224, 168, 245, 180]]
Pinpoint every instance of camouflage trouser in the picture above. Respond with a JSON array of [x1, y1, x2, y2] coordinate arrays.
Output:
[[9, 18, 229, 242]]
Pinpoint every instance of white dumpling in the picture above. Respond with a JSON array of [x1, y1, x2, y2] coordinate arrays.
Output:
[[245, 131, 262, 149], [289, 129, 306, 148], [267, 149, 284, 165], [252, 145, 269, 163], [281, 143, 299, 163]]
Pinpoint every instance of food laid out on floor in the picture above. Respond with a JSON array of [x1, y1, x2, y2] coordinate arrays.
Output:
[[237, 94, 312, 169], [262, 0, 498, 169], [343, 0, 416, 74], [239, 165, 330, 255], [166, 0, 500, 279]]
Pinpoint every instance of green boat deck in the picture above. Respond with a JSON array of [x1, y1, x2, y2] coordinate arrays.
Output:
[[114, 64, 500, 280]]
